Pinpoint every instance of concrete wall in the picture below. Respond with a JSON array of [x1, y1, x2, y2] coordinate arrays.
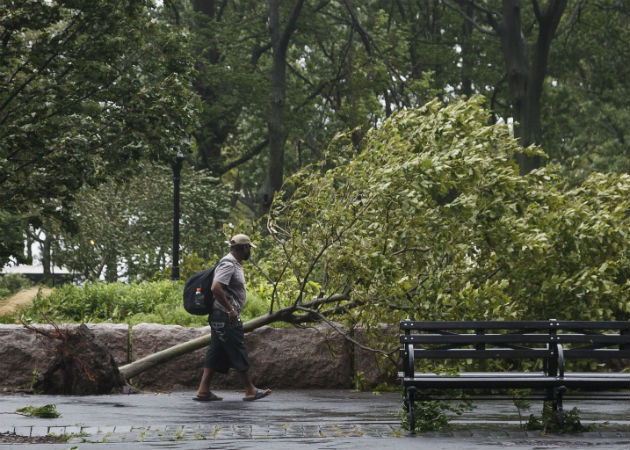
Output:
[[0, 323, 396, 392]]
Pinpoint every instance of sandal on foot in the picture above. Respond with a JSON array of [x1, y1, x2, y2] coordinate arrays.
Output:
[[243, 389, 271, 401], [193, 392, 222, 402]]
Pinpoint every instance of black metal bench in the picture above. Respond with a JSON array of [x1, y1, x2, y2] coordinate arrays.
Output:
[[399, 319, 630, 432]]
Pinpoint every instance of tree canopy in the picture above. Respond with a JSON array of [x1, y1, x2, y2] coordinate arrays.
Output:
[[0, 0, 198, 266], [255, 96, 629, 328]]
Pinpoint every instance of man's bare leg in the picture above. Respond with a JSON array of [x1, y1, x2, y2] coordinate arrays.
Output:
[[239, 371, 271, 400], [195, 368, 223, 400]]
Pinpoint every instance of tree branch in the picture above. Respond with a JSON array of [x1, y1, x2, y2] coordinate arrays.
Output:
[[444, 0, 499, 35], [296, 305, 396, 356], [220, 138, 268, 174], [279, 0, 306, 50], [1, 11, 85, 120], [532, 0, 543, 22], [341, 0, 413, 106], [342, 0, 372, 55], [251, 42, 273, 66], [391, 246, 431, 256]]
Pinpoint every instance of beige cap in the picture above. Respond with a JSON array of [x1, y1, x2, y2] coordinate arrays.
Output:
[[229, 234, 256, 248]]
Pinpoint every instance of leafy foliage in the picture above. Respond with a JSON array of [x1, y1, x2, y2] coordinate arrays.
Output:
[[12, 279, 270, 327], [16, 404, 60, 419], [260, 96, 629, 330], [0, 0, 199, 266], [543, 0, 630, 181], [526, 403, 591, 433], [0, 211, 30, 267], [0, 274, 33, 300], [401, 392, 474, 432]]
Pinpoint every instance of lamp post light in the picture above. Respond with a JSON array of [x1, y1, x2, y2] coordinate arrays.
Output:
[[171, 150, 184, 281]]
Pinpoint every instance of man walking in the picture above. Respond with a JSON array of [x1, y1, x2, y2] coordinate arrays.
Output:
[[194, 234, 271, 401]]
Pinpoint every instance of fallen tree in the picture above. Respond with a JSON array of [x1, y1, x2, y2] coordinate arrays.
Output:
[[119, 292, 356, 380]]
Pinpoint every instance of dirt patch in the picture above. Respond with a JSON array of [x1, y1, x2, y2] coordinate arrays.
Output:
[[0, 287, 52, 315]]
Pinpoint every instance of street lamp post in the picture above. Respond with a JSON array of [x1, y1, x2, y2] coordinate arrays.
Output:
[[171, 150, 184, 281]]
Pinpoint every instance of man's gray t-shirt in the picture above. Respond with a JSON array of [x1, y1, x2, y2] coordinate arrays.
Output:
[[213, 253, 246, 313]]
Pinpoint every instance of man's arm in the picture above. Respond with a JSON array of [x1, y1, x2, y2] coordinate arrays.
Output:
[[211, 280, 238, 323]]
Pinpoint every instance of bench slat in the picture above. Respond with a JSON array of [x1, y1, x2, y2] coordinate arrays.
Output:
[[401, 376, 559, 389], [400, 320, 630, 331], [406, 349, 550, 359], [401, 334, 627, 345], [400, 321, 550, 330], [563, 349, 630, 359], [400, 371, 551, 378], [555, 334, 629, 344], [559, 376, 630, 389], [555, 321, 630, 331], [401, 334, 552, 344]]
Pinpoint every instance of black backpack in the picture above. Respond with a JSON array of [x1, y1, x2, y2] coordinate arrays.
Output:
[[183, 265, 217, 315]]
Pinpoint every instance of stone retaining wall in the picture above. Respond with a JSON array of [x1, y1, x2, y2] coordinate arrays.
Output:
[[0, 324, 396, 392], [0, 324, 129, 390]]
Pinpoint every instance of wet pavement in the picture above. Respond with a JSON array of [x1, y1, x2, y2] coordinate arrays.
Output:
[[0, 389, 628, 449]]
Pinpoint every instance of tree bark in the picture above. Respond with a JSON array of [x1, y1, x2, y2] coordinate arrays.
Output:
[[41, 235, 51, 282], [460, 2, 475, 98], [119, 312, 283, 380], [105, 251, 118, 283], [259, 0, 305, 213], [498, 0, 567, 174], [118, 292, 353, 380]]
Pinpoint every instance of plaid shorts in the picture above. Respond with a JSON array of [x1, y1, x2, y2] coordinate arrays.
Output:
[[204, 309, 249, 373]]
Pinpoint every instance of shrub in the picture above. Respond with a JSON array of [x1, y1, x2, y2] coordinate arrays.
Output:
[[0, 274, 33, 299], [14, 280, 271, 327]]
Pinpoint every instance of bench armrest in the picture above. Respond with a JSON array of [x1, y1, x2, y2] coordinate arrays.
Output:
[[557, 343, 564, 378], [403, 343, 415, 378]]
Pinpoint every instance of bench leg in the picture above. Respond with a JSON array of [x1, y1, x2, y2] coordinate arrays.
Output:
[[405, 386, 417, 433], [552, 386, 566, 427]]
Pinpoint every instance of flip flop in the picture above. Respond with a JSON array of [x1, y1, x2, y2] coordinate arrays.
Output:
[[193, 392, 222, 402], [243, 389, 271, 402]]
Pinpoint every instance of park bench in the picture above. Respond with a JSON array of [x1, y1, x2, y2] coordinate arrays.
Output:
[[399, 319, 630, 432]]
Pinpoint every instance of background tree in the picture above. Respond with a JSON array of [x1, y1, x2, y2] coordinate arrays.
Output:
[[49, 164, 230, 282], [540, 0, 630, 181], [0, 0, 199, 266], [443, 0, 628, 177], [180, 0, 437, 215]]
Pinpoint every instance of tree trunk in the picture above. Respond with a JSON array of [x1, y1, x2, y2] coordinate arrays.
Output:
[[119, 312, 282, 380], [105, 251, 118, 283], [192, 0, 215, 16], [498, 0, 567, 174], [41, 236, 52, 282], [259, 0, 305, 213], [498, 0, 529, 139], [118, 293, 353, 380], [460, 2, 474, 98]]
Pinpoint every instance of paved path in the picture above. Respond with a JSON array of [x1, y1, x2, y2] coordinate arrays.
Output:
[[0, 390, 628, 449], [0, 286, 51, 315]]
